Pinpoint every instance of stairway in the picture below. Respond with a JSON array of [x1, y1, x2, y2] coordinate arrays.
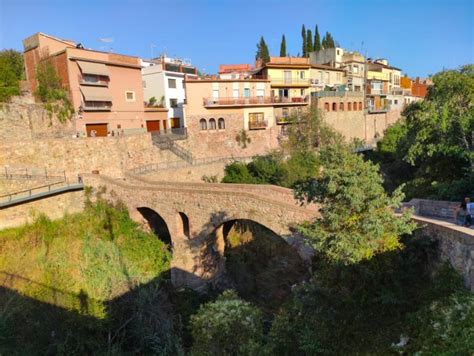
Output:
[[151, 132, 193, 164]]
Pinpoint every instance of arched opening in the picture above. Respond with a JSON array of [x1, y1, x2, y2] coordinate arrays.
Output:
[[332, 102, 337, 111], [218, 117, 225, 130], [209, 118, 217, 130], [212, 219, 307, 309], [353, 101, 358, 111], [199, 118, 207, 130], [137, 207, 172, 246], [339, 102, 344, 111], [348, 102, 352, 111], [178, 212, 190, 238], [324, 102, 330, 111], [359, 101, 363, 110]]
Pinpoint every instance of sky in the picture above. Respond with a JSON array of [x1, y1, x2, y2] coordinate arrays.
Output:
[[1, 0, 473, 77]]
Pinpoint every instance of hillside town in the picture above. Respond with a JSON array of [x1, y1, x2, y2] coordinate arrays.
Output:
[[21, 32, 430, 148], [0, 1, 472, 353]]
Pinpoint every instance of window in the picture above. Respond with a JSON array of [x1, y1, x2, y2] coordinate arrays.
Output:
[[282, 107, 289, 117], [359, 102, 363, 110], [339, 102, 344, 111], [170, 99, 178, 108], [199, 119, 207, 130], [233, 89, 239, 98], [319, 71, 324, 81], [142, 80, 146, 88], [336, 72, 341, 81], [212, 89, 219, 99], [348, 102, 352, 111], [337, 50, 340, 55], [125, 91, 135, 102], [218, 118, 225, 129], [300, 71, 305, 79], [244, 88, 250, 97], [256, 89, 265, 97], [168, 78, 177, 88], [300, 89, 305, 96], [249, 112, 264, 122], [353, 65, 359, 74], [209, 118, 216, 130], [324, 102, 330, 111], [332, 102, 337, 111], [394, 99, 398, 105], [325, 72, 330, 83], [353, 102, 357, 110]]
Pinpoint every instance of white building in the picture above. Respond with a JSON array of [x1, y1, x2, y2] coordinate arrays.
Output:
[[141, 56, 198, 129]]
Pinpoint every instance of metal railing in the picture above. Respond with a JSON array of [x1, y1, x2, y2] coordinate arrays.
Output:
[[270, 78, 311, 86], [249, 120, 268, 130], [1, 167, 67, 181], [0, 178, 84, 207], [312, 91, 364, 98], [367, 105, 390, 113], [203, 96, 309, 107], [151, 128, 188, 142]]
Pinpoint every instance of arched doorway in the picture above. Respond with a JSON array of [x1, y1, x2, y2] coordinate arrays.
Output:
[[137, 207, 172, 246], [212, 219, 308, 309]]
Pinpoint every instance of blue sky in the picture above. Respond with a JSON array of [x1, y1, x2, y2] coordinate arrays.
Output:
[[1, 0, 473, 77]]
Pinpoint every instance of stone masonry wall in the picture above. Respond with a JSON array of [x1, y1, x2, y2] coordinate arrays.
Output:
[[0, 190, 84, 230]]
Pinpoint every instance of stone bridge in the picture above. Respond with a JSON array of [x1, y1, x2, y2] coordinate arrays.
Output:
[[84, 174, 319, 290]]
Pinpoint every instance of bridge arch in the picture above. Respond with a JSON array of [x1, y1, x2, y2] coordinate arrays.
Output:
[[178, 212, 190, 239], [137, 207, 172, 246]]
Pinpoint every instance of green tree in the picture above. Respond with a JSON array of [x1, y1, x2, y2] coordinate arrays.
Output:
[[295, 144, 416, 264], [0, 49, 23, 102], [190, 290, 264, 355], [247, 153, 286, 185], [255, 36, 270, 64], [306, 29, 313, 55], [279, 34, 286, 57], [372, 65, 474, 200], [314, 25, 321, 51], [301, 24, 307, 57], [222, 161, 255, 184]]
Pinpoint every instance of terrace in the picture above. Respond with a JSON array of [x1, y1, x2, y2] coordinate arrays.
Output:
[[203, 96, 309, 107]]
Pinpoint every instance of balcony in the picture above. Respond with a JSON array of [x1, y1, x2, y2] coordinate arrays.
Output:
[[367, 105, 390, 114], [203, 96, 309, 107], [81, 101, 112, 111], [248, 120, 268, 130], [276, 116, 290, 124], [270, 78, 310, 86], [367, 88, 388, 96]]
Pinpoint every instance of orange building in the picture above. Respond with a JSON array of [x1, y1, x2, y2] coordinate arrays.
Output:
[[23, 33, 167, 137], [411, 77, 429, 98]]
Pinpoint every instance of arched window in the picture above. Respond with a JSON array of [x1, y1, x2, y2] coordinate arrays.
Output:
[[359, 102, 363, 110], [332, 102, 337, 111], [199, 118, 207, 130], [348, 102, 352, 111], [209, 118, 216, 130], [339, 102, 344, 111], [218, 117, 225, 130], [324, 102, 330, 111], [179, 212, 190, 238], [353, 102, 358, 111]]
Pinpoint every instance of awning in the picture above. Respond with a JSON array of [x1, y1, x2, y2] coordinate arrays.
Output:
[[77, 60, 109, 76], [80, 86, 112, 102]]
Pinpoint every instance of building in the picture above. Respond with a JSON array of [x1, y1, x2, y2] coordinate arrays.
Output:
[[367, 59, 401, 95], [23, 32, 167, 137], [309, 64, 345, 92], [411, 77, 430, 98], [141, 56, 198, 130], [218, 64, 255, 79]]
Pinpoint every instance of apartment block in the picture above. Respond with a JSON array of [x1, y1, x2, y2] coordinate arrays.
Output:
[[23, 32, 166, 137], [142, 56, 198, 130]]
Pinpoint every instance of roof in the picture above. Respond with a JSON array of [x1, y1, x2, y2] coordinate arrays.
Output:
[[219, 64, 254, 73]]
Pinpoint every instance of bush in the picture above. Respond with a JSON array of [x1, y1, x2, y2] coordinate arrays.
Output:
[[190, 290, 264, 355]]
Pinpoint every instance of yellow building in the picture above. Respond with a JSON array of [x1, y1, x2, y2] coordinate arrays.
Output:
[[255, 57, 311, 103]]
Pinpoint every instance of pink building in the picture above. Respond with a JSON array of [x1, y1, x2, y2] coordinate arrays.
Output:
[[23, 33, 167, 137]]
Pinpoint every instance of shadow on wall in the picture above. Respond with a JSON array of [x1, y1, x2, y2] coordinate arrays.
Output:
[[137, 207, 172, 245]]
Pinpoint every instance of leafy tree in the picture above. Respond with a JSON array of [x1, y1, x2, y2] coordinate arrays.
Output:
[[295, 144, 416, 264], [371, 65, 474, 200], [255, 36, 270, 64], [190, 290, 264, 355], [314, 25, 321, 51], [222, 161, 256, 184], [247, 153, 286, 185], [0, 49, 23, 102], [301, 24, 307, 57], [306, 29, 313, 55], [279, 34, 286, 57]]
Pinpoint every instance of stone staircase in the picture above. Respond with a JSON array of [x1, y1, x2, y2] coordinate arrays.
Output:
[[151, 130, 193, 164]]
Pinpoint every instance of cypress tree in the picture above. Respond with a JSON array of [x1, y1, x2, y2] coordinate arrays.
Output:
[[306, 29, 313, 55], [280, 35, 287, 57], [301, 24, 307, 57], [256, 36, 270, 64], [314, 25, 321, 51], [321, 33, 327, 49]]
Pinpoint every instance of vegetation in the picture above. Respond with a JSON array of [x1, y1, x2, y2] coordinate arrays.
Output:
[[314, 25, 321, 51], [0, 49, 24, 102], [368, 65, 474, 200], [321, 31, 336, 49], [301, 24, 307, 57], [306, 28, 313, 54], [35, 59, 74, 123], [255, 36, 270, 64], [235, 128, 251, 148], [279, 34, 286, 57], [190, 290, 264, 355]]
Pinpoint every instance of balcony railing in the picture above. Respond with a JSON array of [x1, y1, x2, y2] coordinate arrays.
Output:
[[81, 101, 112, 111], [367, 89, 388, 96], [270, 78, 310, 86], [249, 120, 268, 130], [312, 91, 364, 98], [203, 96, 309, 107], [367, 105, 390, 113], [276, 116, 290, 124]]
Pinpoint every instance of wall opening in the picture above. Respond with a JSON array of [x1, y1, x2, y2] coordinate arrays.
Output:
[[178, 212, 190, 238], [137, 207, 172, 246]]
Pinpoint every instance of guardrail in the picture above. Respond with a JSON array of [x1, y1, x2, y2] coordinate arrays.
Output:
[[1, 167, 67, 181], [0, 179, 84, 208]]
